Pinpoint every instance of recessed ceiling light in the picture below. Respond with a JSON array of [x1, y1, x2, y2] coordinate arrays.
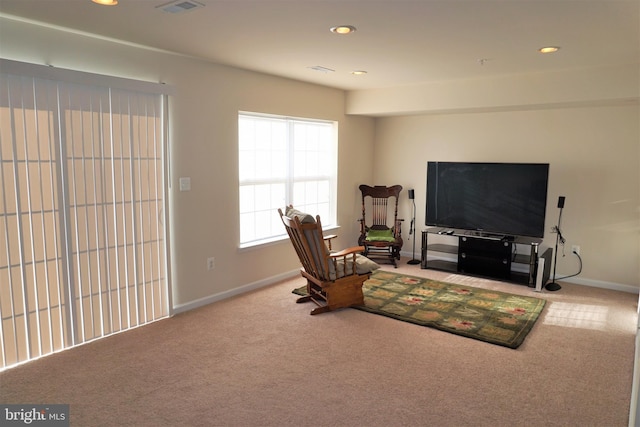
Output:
[[91, 0, 118, 5], [538, 46, 560, 54], [351, 70, 367, 75], [330, 25, 357, 35]]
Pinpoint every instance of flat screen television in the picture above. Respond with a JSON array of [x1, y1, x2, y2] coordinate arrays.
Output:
[[426, 162, 549, 238]]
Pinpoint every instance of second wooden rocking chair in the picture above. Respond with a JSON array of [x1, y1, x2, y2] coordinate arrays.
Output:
[[358, 184, 404, 267]]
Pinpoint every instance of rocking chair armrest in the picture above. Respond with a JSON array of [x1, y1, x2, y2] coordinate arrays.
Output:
[[394, 218, 404, 237], [323, 234, 337, 250], [329, 246, 365, 258], [358, 219, 371, 236]]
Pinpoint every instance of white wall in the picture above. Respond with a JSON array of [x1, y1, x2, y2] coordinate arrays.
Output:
[[0, 17, 375, 309], [373, 106, 639, 289]]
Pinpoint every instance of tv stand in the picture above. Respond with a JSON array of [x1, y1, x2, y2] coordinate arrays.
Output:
[[420, 228, 552, 287]]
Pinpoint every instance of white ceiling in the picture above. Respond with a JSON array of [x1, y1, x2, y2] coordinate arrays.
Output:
[[1, 0, 638, 91]]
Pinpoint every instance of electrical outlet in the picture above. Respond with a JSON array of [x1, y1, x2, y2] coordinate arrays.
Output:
[[571, 245, 581, 255], [207, 257, 215, 270]]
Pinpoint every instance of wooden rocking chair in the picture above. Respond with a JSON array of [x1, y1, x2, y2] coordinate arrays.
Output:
[[358, 184, 404, 267], [279, 206, 379, 315]]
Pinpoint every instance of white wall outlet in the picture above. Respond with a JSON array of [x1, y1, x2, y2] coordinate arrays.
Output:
[[571, 245, 581, 255], [207, 257, 215, 270]]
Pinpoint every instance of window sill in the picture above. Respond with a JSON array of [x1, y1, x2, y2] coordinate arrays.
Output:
[[238, 225, 341, 252]]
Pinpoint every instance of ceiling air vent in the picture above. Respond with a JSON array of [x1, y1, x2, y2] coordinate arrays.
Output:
[[307, 66, 335, 73], [157, 0, 204, 14]]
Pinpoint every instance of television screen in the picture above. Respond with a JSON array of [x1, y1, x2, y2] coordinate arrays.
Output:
[[426, 162, 549, 238]]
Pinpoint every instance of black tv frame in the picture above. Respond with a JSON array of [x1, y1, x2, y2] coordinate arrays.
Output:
[[425, 162, 550, 239]]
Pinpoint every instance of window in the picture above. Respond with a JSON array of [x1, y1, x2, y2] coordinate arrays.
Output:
[[238, 112, 337, 247], [0, 59, 170, 370]]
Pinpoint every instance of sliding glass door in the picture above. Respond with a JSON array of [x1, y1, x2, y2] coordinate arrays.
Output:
[[0, 60, 170, 369]]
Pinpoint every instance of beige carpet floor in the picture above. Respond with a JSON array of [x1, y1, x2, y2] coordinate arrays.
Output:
[[1, 258, 638, 426]]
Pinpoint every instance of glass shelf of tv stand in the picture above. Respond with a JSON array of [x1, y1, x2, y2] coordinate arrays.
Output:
[[423, 227, 542, 243], [420, 227, 543, 286]]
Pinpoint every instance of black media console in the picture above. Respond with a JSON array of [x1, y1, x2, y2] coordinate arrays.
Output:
[[421, 228, 553, 287]]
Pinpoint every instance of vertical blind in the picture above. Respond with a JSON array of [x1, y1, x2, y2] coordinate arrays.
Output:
[[0, 60, 170, 370]]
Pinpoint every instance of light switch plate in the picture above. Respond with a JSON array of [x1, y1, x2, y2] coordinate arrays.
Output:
[[179, 177, 191, 191]]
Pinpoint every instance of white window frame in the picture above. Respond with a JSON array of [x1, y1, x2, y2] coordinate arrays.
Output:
[[238, 112, 337, 248]]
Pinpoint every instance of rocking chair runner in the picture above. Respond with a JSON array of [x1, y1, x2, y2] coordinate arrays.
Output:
[[279, 206, 379, 315], [358, 184, 404, 267]]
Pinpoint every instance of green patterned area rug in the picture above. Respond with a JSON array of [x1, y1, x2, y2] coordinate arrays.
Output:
[[294, 270, 546, 349]]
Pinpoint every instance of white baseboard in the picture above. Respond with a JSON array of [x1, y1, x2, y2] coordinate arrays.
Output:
[[174, 251, 638, 315], [558, 276, 639, 294], [172, 269, 300, 315], [400, 250, 639, 295]]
